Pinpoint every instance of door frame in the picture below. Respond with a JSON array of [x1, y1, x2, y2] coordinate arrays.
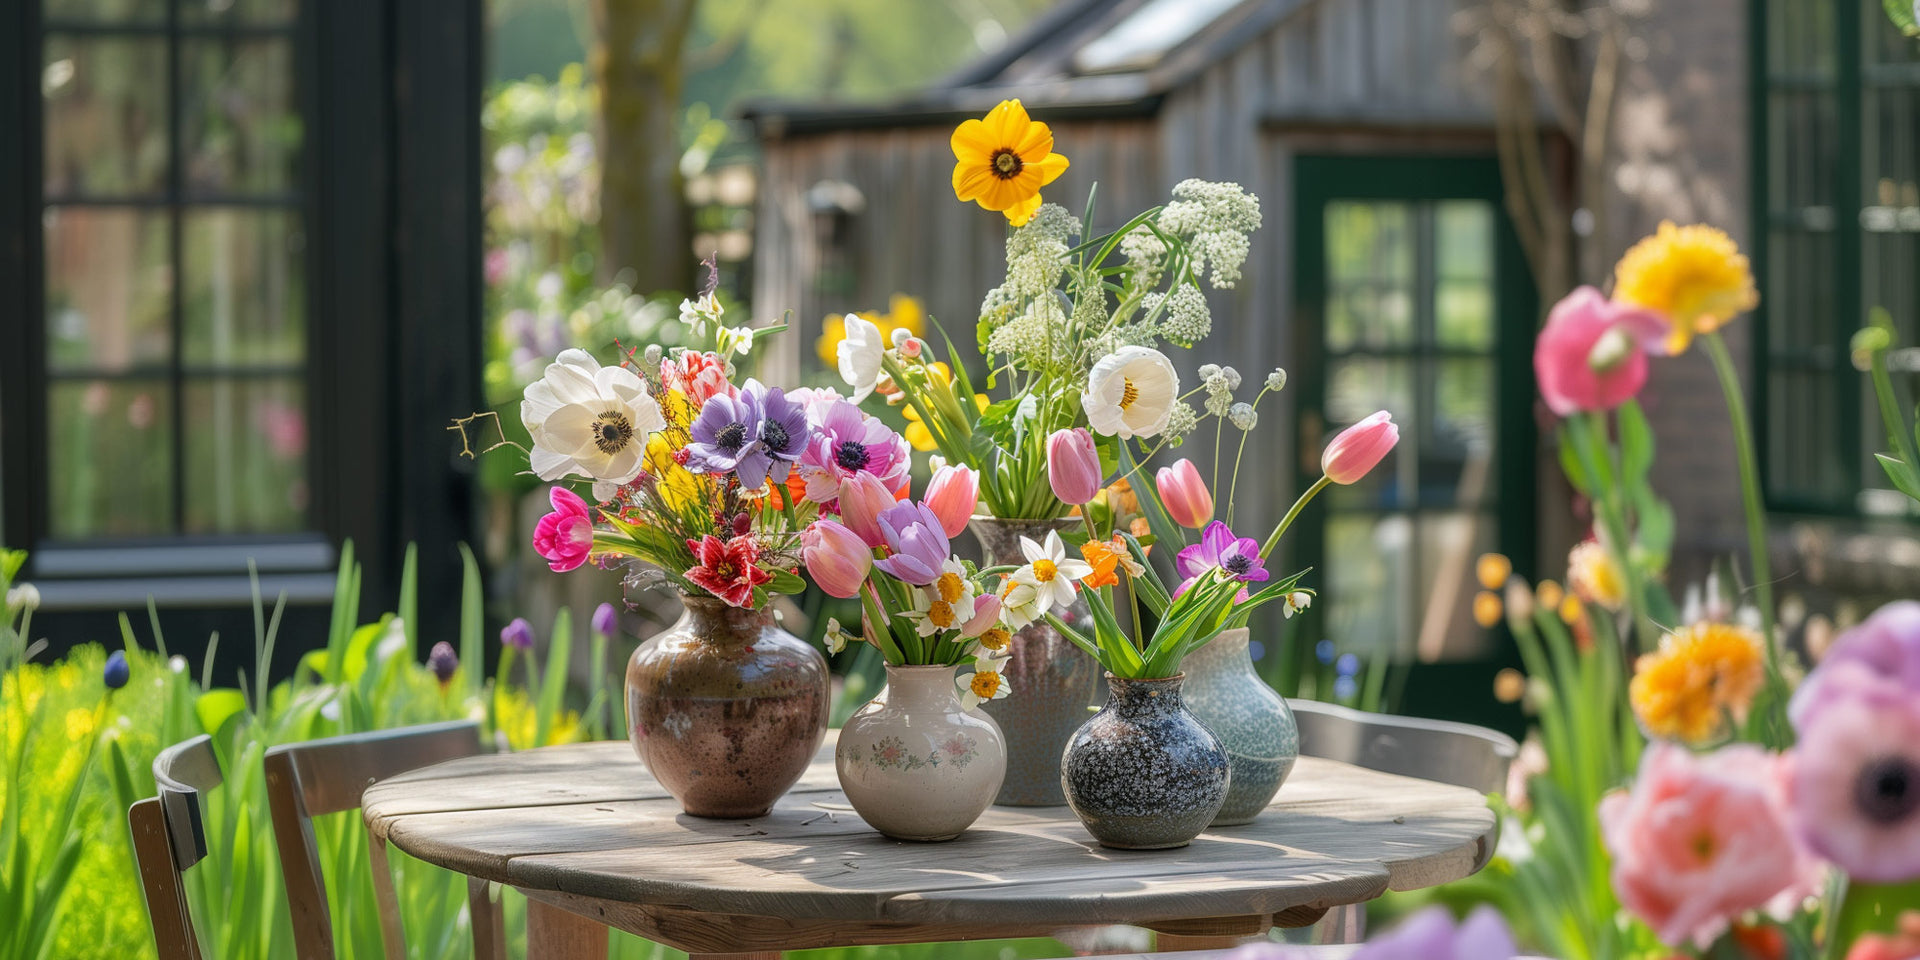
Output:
[[1289, 153, 1537, 729]]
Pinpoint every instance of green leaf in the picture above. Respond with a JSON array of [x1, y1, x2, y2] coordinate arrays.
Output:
[[1617, 400, 1654, 481], [1876, 453, 1920, 503], [458, 542, 484, 701], [196, 688, 248, 736], [1887, 0, 1919, 35], [1557, 428, 1591, 495], [766, 568, 807, 595], [342, 616, 391, 684], [399, 543, 419, 658], [536, 607, 573, 746]]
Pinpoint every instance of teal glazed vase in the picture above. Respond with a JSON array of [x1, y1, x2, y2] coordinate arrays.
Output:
[[1061, 674, 1230, 849], [1182, 627, 1298, 825], [967, 516, 1101, 806]]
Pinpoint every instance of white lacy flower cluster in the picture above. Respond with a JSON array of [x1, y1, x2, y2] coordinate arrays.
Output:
[[1158, 283, 1212, 347], [1119, 226, 1168, 290], [1200, 363, 1242, 417], [979, 204, 1077, 369], [1158, 179, 1262, 289]]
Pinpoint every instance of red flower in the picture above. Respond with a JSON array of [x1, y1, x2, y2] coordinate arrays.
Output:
[[684, 534, 774, 608]]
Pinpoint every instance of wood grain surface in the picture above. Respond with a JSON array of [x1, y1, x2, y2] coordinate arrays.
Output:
[[364, 734, 1494, 953]]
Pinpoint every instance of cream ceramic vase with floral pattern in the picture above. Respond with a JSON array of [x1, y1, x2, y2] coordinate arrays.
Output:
[[836, 664, 1007, 841]]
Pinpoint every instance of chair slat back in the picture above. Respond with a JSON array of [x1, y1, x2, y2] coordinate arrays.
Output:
[[1288, 699, 1518, 796], [263, 719, 486, 960], [131, 734, 224, 960]]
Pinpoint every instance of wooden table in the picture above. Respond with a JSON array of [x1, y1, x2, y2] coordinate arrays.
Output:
[[363, 733, 1496, 959]]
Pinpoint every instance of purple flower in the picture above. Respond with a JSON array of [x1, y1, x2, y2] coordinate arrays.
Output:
[[427, 641, 459, 684], [1791, 599, 1920, 730], [1173, 521, 1268, 598], [1226, 906, 1518, 960], [685, 388, 772, 487], [796, 400, 911, 505], [1789, 674, 1920, 882], [870, 501, 952, 586], [501, 617, 534, 650], [754, 381, 811, 484], [592, 602, 619, 637], [103, 650, 130, 690]]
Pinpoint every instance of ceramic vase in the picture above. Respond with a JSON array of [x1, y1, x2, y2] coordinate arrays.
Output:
[[836, 664, 1007, 841], [625, 596, 829, 818], [968, 516, 1101, 806], [1062, 674, 1230, 849], [1183, 627, 1299, 825]]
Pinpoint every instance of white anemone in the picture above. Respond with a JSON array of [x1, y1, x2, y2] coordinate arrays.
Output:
[[836, 312, 887, 402], [521, 349, 666, 499], [1082, 346, 1179, 440]]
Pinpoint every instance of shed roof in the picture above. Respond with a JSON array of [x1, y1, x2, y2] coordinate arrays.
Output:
[[743, 0, 1317, 136]]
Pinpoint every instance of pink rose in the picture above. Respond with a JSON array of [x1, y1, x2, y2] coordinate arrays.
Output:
[[1599, 742, 1810, 950], [1533, 286, 1671, 416]]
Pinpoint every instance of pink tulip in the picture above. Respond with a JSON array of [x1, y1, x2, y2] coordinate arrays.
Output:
[[802, 520, 872, 599], [1154, 458, 1214, 529], [1533, 286, 1672, 416], [532, 485, 594, 572], [1047, 427, 1102, 505], [1321, 411, 1399, 485], [959, 593, 1002, 638], [837, 471, 895, 548], [923, 463, 979, 538]]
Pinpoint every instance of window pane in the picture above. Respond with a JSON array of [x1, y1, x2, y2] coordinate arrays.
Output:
[[45, 0, 166, 21], [48, 379, 173, 538], [1414, 511, 1498, 661], [182, 209, 305, 366], [43, 36, 170, 198], [182, 39, 300, 194], [182, 377, 307, 533], [1324, 513, 1416, 662], [1428, 358, 1498, 505], [1325, 202, 1413, 350], [178, 0, 297, 25], [45, 207, 173, 373]]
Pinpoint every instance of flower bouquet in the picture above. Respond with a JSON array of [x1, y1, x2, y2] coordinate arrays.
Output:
[[801, 464, 1023, 840]]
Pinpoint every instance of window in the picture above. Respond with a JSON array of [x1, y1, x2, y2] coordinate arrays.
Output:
[[1755, 0, 1920, 514], [39, 0, 309, 540]]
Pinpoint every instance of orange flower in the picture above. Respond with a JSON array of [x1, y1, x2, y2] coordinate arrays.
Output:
[[950, 99, 1070, 227], [1629, 621, 1766, 744], [1080, 538, 1120, 589]]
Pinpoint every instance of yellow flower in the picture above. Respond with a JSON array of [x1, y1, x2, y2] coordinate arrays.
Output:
[[1477, 553, 1512, 590], [1473, 591, 1504, 628], [901, 390, 988, 452], [1567, 540, 1628, 611], [1612, 221, 1759, 353], [950, 99, 1070, 227], [1629, 621, 1766, 744], [1536, 579, 1565, 612], [643, 433, 706, 512]]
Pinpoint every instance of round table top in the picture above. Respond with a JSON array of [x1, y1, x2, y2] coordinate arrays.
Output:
[[363, 732, 1496, 931]]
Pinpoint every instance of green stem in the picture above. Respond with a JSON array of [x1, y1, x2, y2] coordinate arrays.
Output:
[[1702, 330, 1789, 740], [1262, 475, 1333, 558]]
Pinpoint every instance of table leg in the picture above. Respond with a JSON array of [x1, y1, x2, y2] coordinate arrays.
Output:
[[526, 898, 609, 960], [467, 878, 505, 960]]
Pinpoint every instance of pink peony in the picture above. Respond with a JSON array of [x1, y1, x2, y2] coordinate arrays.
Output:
[[532, 485, 594, 572], [1789, 686, 1920, 883], [1599, 742, 1809, 949], [1533, 286, 1671, 416]]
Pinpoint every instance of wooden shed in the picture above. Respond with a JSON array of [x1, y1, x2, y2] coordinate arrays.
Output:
[[746, 0, 1543, 724]]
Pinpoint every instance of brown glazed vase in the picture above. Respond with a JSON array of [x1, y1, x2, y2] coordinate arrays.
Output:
[[625, 596, 829, 818], [968, 516, 1101, 806]]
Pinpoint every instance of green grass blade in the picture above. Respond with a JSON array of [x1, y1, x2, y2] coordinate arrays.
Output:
[[536, 607, 573, 746], [458, 543, 484, 701]]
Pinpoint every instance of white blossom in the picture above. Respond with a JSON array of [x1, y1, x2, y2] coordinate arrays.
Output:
[[1159, 283, 1211, 347], [1229, 402, 1258, 431], [1266, 368, 1288, 392], [1158, 180, 1262, 289]]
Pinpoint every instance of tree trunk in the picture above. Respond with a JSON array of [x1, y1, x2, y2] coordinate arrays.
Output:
[[590, 0, 696, 294]]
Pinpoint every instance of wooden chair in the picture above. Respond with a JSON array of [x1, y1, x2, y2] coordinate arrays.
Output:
[[129, 734, 223, 960], [263, 719, 497, 960]]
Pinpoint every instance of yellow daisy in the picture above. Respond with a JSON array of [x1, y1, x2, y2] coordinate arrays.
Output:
[[1612, 221, 1759, 353], [1629, 621, 1766, 744], [951, 99, 1070, 227]]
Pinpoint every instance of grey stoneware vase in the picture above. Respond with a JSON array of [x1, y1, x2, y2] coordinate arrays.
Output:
[[1061, 674, 1230, 849], [625, 596, 830, 819], [1182, 627, 1299, 825], [967, 516, 1101, 806]]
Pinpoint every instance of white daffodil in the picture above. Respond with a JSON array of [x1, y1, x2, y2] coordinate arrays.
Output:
[[521, 349, 667, 500], [836, 312, 887, 402], [823, 616, 849, 654], [1284, 591, 1312, 619], [1082, 345, 1179, 440], [902, 560, 978, 637], [1009, 531, 1092, 618], [957, 657, 1011, 711], [1000, 580, 1043, 629]]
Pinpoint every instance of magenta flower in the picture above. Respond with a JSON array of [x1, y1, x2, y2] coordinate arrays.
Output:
[[1792, 599, 1920, 730], [1533, 286, 1672, 417], [796, 400, 910, 505], [532, 485, 594, 572], [1790, 682, 1920, 883], [1174, 521, 1268, 599], [1225, 906, 1517, 960], [684, 534, 774, 608], [1600, 742, 1809, 949], [871, 502, 952, 586]]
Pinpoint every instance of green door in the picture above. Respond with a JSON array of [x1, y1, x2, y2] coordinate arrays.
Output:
[[1290, 155, 1536, 732]]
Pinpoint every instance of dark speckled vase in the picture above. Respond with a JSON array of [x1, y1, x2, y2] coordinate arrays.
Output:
[[1062, 674, 1229, 849], [625, 596, 829, 819], [1184, 628, 1299, 825], [968, 516, 1101, 806]]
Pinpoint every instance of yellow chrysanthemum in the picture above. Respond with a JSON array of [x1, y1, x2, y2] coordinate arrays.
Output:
[[1629, 621, 1766, 744], [951, 99, 1070, 227], [1567, 540, 1628, 611], [1612, 221, 1759, 353], [815, 294, 927, 368]]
